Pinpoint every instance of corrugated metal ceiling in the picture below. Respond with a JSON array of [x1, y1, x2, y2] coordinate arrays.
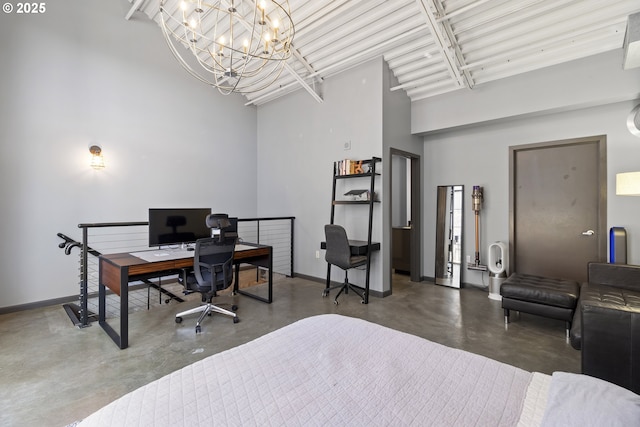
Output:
[[126, 0, 640, 106]]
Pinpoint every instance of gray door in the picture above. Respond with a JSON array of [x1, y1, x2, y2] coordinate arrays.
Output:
[[509, 136, 607, 282]]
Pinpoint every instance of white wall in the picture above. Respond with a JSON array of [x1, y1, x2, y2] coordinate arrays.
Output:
[[0, 1, 257, 308], [414, 51, 640, 286], [256, 58, 385, 293], [412, 50, 640, 134]]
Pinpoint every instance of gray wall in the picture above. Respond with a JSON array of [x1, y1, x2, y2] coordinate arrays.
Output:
[[256, 58, 385, 293], [0, 1, 257, 308], [257, 58, 421, 296], [382, 61, 424, 289], [413, 50, 640, 286]]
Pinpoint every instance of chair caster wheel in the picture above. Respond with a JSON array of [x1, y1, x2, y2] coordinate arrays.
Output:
[[322, 290, 329, 297], [195, 325, 201, 333], [334, 300, 339, 305], [361, 300, 365, 304], [175, 317, 182, 324], [231, 305, 238, 312], [233, 317, 239, 324], [165, 299, 171, 304]]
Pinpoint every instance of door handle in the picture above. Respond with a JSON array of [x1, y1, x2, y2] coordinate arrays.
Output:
[[581, 230, 595, 236]]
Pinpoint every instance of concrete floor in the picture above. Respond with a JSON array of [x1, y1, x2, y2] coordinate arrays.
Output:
[[0, 274, 580, 427]]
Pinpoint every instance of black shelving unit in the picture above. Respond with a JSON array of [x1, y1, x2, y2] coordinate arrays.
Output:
[[325, 157, 381, 304]]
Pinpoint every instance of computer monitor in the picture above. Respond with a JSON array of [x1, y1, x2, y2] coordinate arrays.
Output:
[[148, 208, 211, 247]]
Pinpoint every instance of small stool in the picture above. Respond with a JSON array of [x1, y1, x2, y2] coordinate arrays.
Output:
[[501, 273, 580, 337]]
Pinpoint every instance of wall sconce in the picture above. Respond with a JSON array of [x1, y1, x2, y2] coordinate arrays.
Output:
[[616, 171, 640, 196], [89, 145, 105, 170]]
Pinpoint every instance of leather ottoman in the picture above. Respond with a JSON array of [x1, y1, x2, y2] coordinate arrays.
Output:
[[500, 273, 580, 337]]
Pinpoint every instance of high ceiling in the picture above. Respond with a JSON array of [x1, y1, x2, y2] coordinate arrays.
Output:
[[126, 0, 640, 106]]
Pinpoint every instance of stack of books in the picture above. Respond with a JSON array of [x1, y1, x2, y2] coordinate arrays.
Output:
[[335, 159, 365, 175]]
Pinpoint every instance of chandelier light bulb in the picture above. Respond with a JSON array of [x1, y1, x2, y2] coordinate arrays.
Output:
[[243, 38, 249, 56], [259, 0, 266, 25]]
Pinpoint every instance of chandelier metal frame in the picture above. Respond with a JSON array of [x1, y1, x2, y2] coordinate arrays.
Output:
[[159, 0, 295, 95]]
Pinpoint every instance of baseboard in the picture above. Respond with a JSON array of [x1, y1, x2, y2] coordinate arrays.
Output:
[[0, 294, 79, 315], [0, 279, 176, 315]]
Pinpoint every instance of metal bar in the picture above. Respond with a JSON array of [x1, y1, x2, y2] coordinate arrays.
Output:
[[290, 218, 294, 277], [237, 216, 295, 222], [326, 161, 339, 292], [80, 226, 89, 327], [78, 221, 148, 228], [125, 0, 145, 20], [120, 267, 128, 349], [364, 158, 381, 304], [142, 278, 185, 303], [414, 0, 464, 87], [245, 27, 422, 106], [254, 219, 261, 282]]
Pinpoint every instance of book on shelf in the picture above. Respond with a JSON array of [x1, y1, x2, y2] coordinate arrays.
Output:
[[335, 159, 365, 176]]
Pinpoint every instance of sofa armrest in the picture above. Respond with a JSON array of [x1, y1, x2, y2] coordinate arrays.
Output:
[[587, 262, 640, 292]]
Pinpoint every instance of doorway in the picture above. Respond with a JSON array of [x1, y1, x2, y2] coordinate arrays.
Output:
[[509, 135, 607, 282], [390, 149, 421, 286]]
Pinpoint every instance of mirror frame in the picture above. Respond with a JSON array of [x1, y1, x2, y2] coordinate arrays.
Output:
[[435, 185, 464, 288]]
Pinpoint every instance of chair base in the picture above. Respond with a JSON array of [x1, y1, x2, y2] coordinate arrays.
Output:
[[176, 303, 239, 333], [323, 280, 366, 305]]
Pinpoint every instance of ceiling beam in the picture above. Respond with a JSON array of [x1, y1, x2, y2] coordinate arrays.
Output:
[[125, 0, 145, 20], [413, 0, 464, 88], [241, 0, 323, 103], [435, 0, 493, 23], [429, 0, 475, 90], [246, 26, 423, 105]]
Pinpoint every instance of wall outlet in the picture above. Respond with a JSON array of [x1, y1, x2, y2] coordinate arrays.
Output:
[[343, 140, 351, 150], [466, 255, 471, 263], [316, 250, 320, 259]]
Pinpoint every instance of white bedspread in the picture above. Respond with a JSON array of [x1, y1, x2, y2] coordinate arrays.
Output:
[[77, 314, 538, 426]]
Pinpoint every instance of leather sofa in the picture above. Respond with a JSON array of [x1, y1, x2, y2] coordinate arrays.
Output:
[[569, 262, 640, 394]]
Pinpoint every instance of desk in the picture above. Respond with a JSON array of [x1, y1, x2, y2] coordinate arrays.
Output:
[[99, 242, 272, 349], [320, 239, 380, 254], [320, 240, 380, 304]]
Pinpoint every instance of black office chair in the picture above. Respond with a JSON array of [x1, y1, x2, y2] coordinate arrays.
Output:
[[175, 215, 239, 333], [323, 224, 368, 305]]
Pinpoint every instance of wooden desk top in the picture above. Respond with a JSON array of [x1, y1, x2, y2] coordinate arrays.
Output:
[[99, 243, 271, 295]]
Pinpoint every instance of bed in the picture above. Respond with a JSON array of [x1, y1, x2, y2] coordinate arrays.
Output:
[[76, 314, 640, 426]]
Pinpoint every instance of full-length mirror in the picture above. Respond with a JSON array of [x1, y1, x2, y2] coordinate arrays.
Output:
[[435, 185, 463, 288]]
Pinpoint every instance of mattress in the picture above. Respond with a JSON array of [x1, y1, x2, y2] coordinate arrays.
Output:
[[77, 314, 546, 426]]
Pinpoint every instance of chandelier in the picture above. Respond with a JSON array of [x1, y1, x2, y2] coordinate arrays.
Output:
[[159, 0, 295, 95]]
